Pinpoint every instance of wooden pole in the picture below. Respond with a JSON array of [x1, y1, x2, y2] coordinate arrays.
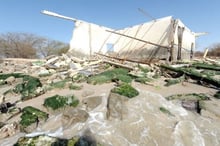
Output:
[[203, 48, 209, 59]]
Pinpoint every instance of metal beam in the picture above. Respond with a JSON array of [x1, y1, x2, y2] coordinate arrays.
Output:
[[41, 10, 77, 22]]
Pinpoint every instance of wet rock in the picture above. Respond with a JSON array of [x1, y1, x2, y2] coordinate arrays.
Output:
[[14, 135, 100, 146], [20, 106, 49, 133], [0, 122, 19, 139], [82, 96, 102, 111], [0, 102, 16, 113], [75, 129, 98, 146], [62, 108, 89, 128], [106, 92, 128, 120], [75, 135, 97, 146], [15, 135, 57, 146], [181, 100, 200, 113]]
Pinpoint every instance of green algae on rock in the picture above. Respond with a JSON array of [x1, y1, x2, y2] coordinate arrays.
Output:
[[43, 94, 79, 110], [20, 106, 48, 129], [111, 83, 139, 98]]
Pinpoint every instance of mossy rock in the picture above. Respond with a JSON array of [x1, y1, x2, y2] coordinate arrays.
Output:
[[135, 77, 153, 84], [111, 83, 139, 98], [72, 73, 88, 83], [137, 64, 150, 73], [192, 62, 220, 71], [214, 91, 220, 99], [166, 93, 209, 101], [50, 80, 68, 89], [14, 135, 103, 146], [43, 94, 79, 110], [12, 75, 42, 100], [69, 84, 82, 90], [0, 73, 42, 100], [0, 73, 24, 80], [87, 68, 132, 84], [20, 106, 48, 128], [164, 76, 185, 86]]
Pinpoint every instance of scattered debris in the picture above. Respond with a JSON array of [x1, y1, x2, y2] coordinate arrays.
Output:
[[0, 122, 19, 139]]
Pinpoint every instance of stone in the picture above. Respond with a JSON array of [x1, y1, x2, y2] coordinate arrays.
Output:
[[4, 76, 15, 85], [62, 108, 89, 128], [181, 100, 200, 113], [0, 122, 19, 139], [106, 92, 128, 120], [82, 96, 102, 111], [200, 100, 220, 118]]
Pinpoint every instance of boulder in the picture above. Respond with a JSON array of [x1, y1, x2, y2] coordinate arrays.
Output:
[[62, 108, 89, 128], [181, 100, 200, 113], [106, 92, 128, 120], [82, 96, 102, 111]]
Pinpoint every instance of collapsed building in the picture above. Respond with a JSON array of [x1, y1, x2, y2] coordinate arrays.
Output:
[[42, 10, 203, 63]]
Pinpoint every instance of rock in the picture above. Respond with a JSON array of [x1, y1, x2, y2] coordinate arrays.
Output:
[[106, 92, 128, 120], [4, 76, 15, 85], [200, 109, 220, 120], [0, 95, 5, 104], [15, 135, 57, 146], [0, 122, 19, 139], [62, 108, 89, 128], [14, 135, 100, 146], [200, 100, 220, 118], [0, 102, 16, 113], [181, 100, 200, 113], [75, 136, 96, 146], [82, 96, 102, 110]]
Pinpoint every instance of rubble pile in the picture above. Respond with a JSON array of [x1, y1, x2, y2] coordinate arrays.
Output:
[[0, 55, 220, 145]]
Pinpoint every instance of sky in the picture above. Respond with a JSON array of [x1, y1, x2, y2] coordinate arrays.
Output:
[[0, 0, 219, 51]]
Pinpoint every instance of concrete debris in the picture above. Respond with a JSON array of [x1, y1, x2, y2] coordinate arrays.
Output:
[[4, 76, 16, 85], [0, 122, 19, 139]]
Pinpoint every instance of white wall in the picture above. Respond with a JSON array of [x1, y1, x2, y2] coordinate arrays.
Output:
[[69, 21, 114, 55], [68, 16, 196, 60]]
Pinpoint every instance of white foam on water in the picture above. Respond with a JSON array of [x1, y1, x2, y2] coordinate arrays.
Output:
[[173, 120, 205, 146]]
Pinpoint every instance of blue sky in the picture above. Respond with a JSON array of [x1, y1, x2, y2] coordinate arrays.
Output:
[[0, 0, 219, 51]]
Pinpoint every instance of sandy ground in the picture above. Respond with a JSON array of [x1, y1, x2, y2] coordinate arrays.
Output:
[[133, 77, 218, 97], [1, 77, 217, 115]]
